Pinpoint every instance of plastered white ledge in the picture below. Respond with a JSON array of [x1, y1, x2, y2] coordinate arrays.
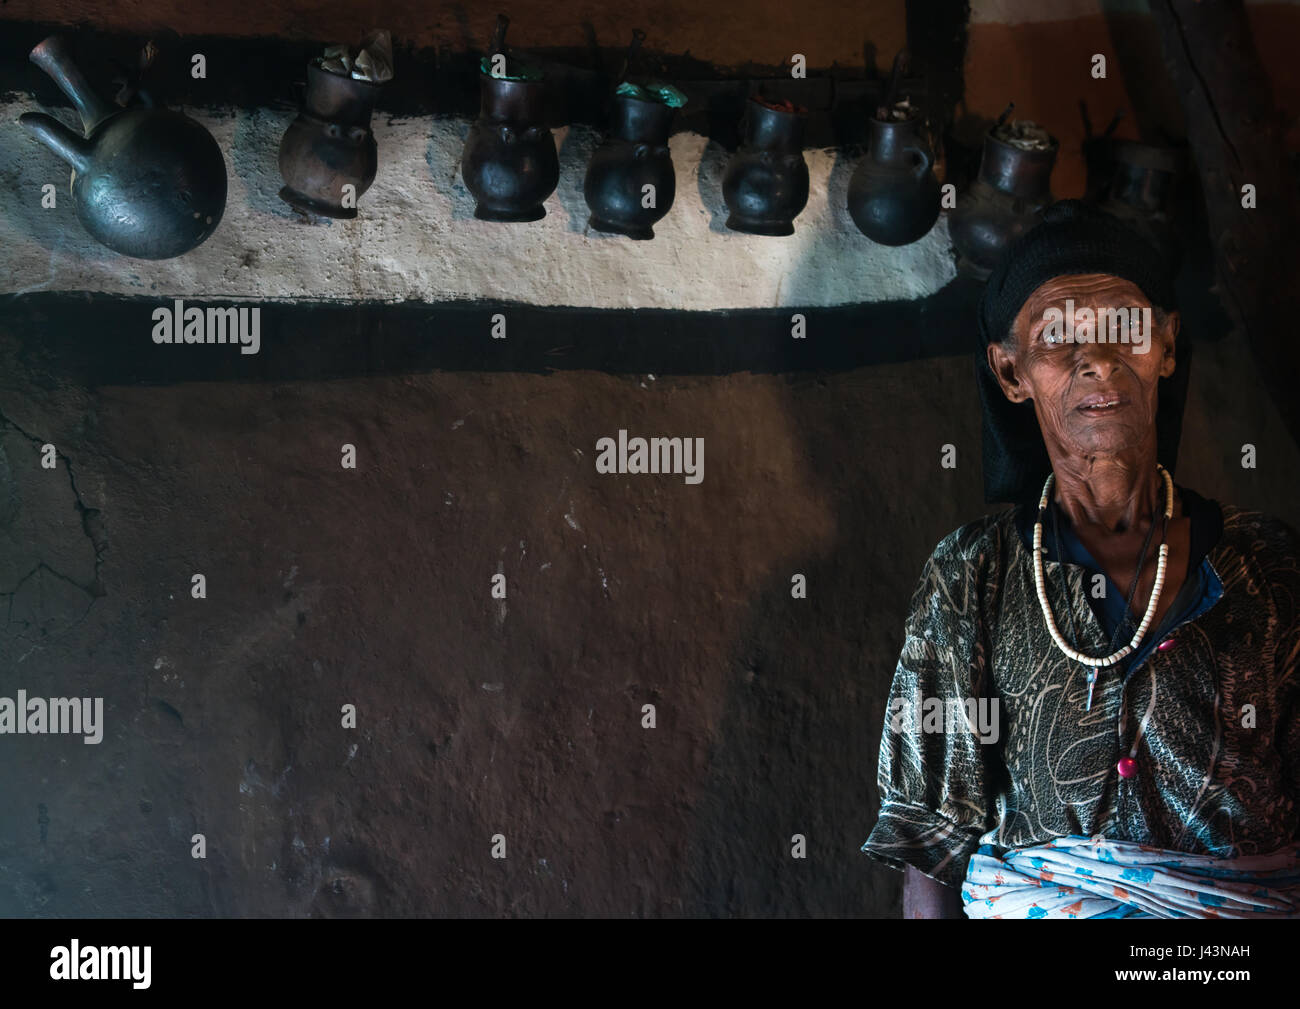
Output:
[[1, 103, 957, 309]]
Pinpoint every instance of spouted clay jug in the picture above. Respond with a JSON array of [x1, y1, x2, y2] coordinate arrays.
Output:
[[19, 35, 227, 259]]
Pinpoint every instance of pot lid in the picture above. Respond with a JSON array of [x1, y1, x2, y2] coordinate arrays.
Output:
[[479, 55, 543, 81], [615, 81, 687, 108]]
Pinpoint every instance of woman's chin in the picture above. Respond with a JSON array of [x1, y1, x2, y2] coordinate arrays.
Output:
[[1062, 426, 1148, 457]]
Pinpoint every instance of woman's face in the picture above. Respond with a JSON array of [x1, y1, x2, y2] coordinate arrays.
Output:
[[987, 273, 1179, 461]]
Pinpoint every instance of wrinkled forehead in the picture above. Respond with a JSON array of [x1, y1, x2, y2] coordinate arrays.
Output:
[[1016, 273, 1151, 323], [1008, 271, 1154, 331]]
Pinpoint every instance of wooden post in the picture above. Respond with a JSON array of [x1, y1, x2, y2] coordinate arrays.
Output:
[[1149, 0, 1300, 449]]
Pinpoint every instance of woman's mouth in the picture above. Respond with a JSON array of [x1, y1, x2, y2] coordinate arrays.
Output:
[[1075, 394, 1129, 415]]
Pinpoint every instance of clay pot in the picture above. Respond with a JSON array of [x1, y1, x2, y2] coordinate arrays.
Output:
[[460, 72, 559, 222], [949, 127, 1058, 278], [18, 35, 227, 260], [583, 93, 676, 240], [722, 98, 809, 236], [1097, 139, 1183, 268], [279, 62, 384, 218], [847, 113, 940, 246]]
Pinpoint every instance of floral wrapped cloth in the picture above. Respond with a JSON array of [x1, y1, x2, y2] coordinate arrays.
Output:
[[962, 835, 1300, 918]]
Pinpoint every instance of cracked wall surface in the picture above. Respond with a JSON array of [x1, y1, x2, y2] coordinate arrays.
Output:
[[0, 420, 103, 650]]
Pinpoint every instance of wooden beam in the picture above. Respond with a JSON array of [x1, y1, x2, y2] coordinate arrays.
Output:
[[1149, 0, 1300, 450]]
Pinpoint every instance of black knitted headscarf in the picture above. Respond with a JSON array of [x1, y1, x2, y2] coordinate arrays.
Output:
[[975, 199, 1188, 504]]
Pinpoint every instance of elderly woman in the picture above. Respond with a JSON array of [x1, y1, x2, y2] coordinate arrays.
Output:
[[861, 200, 1300, 918]]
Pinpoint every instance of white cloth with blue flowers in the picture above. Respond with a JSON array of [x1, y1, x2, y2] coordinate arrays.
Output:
[[962, 835, 1300, 918]]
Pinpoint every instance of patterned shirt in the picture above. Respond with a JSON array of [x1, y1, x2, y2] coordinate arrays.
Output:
[[861, 488, 1300, 890]]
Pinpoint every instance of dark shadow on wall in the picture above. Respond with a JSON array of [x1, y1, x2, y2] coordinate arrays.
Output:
[[675, 365, 991, 916], [672, 0, 979, 917]]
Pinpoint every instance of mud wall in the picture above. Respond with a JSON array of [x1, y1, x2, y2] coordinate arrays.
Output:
[[2, 0, 1298, 917]]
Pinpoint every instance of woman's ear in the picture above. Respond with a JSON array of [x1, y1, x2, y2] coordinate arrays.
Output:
[[1159, 310, 1179, 379], [987, 339, 1030, 403]]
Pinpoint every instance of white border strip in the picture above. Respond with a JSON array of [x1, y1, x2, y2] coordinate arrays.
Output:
[[1, 103, 956, 309]]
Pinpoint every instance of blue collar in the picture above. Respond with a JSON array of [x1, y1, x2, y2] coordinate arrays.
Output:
[[1013, 484, 1224, 673]]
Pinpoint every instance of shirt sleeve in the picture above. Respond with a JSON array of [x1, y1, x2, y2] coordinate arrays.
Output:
[[861, 528, 1003, 890]]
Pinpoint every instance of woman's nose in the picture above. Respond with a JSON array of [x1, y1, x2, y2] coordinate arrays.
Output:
[[1075, 339, 1128, 377]]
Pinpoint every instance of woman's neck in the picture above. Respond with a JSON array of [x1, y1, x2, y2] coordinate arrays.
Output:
[[1048, 446, 1162, 534]]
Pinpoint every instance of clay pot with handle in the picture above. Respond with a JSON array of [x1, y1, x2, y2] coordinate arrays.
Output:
[[950, 121, 1058, 278], [18, 34, 227, 260], [847, 112, 940, 246]]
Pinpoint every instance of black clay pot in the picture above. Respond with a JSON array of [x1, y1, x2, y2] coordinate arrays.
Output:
[[461, 73, 559, 222], [722, 100, 809, 236], [1097, 139, 1183, 268], [847, 114, 940, 246], [18, 35, 227, 260], [584, 94, 676, 240], [949, 127, 1058, 278], [279, 62, 384, 218]]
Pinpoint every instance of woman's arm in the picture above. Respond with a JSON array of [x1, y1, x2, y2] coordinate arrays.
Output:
[[862, 523, 1003, 903], [903, 865, 965, 919]]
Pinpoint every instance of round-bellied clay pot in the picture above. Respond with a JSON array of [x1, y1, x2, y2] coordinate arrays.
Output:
[[584, 92, 677, 240], [950, 125, 1059, 278], [722, 97, 809, 236], [846, 112, 940, 246], [19, 34, 227, 259], [279, 62, 385, 219], [461, 72, 559, 222]]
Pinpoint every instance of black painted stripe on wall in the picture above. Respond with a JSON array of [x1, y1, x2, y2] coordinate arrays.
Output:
[[4, 280, 986, 387]]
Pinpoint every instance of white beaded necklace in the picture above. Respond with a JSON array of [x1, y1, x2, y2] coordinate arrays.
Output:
[[1032, 464, 1174, 669]]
